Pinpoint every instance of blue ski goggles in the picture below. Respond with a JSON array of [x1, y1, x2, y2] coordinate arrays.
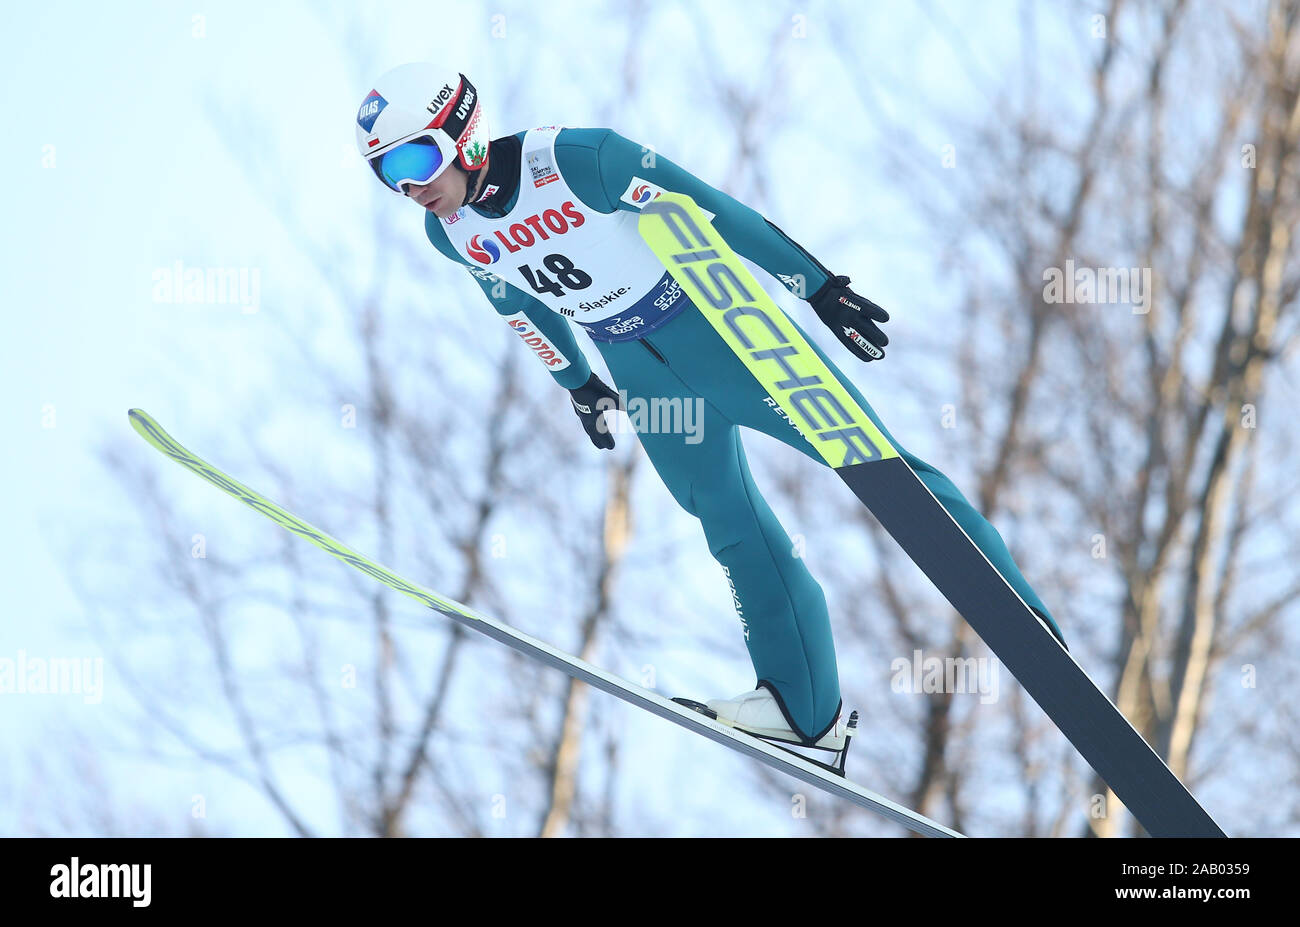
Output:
[[369, 137, 447, 194]]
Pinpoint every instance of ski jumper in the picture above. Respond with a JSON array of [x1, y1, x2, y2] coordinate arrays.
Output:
[[425, 126, 1059, 740]]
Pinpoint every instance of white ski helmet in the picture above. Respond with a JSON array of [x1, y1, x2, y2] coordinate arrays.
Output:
[[356, 64, 490, 201]]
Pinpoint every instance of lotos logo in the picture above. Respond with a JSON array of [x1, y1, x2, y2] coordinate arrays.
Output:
[[505, 314, 569, 368], [620, 176, 675, 211], [467, 234, 502, 265], [357, 90, 387, 132], [469, 201, 587, 258]]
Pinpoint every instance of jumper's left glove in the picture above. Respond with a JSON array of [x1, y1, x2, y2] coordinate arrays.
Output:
[[808, 274, 889, 362], [569, 372, 621, 450]]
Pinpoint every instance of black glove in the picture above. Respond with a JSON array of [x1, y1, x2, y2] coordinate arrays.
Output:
[[808, 274, 889, 362], [569, 372, 621, 450]]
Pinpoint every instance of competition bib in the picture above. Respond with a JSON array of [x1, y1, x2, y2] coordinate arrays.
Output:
[[441, 127, 689, 342]]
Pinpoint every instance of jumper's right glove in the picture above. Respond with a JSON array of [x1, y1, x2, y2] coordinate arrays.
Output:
[[808, 274, 890, 362], [568, 372, 621, 450]]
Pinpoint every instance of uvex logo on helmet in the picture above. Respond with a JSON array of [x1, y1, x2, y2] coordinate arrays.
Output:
[[455, 88, 475, 120], [463, 201, 587, 264], [426, 77, 487, 171], [425, 83, 457, 116]]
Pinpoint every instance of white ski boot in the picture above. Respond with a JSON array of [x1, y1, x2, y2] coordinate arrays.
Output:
[[673, 687, 858, 776]]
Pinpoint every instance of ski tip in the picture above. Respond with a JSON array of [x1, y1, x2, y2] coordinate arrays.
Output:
[[127, 408, 151, 433], [126, 409, 169, 448]]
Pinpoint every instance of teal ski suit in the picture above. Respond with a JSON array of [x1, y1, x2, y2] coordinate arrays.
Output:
[[424, 127, 1059, 741]]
